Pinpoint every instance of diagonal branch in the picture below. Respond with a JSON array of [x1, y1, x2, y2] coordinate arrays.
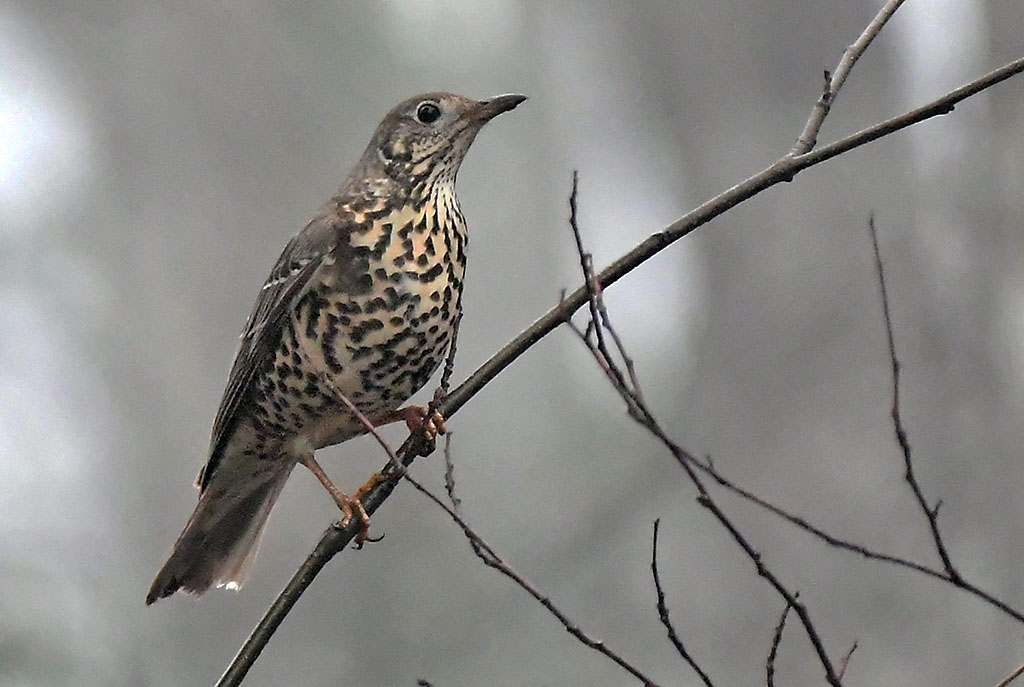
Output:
[[766, 602, 792, 687], [405, 436, 662, 687], [566, 194, 843, 686], [690, 451, 1024, 622], [792, 0, 907, 154], [996, 662, 1024, 687], [867, 214, 960, 581], [438, 54, 1024, 427], [216, 24, 1024, 685]]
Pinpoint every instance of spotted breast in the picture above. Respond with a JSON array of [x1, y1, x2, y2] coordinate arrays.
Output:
[[146, 91, 525, 604], [255, 185, 468, 451]]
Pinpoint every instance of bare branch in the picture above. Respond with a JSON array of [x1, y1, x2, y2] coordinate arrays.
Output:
[[442, 433, 461, 513], [689, 443, 1024, 622], [568, 176, 647, 407], [868, 214, 960, 581], [766, 602, 792, 687], [217, 20, 1024, 682], [792, 0, 907, 154], [837, 642, 859, 681], [437, 55, 1024, 429], [569, 170, 606, 357], [441, 316, 461, 388], [650, 520, 715, 687], [567, 185, 843, 687], [996, 662, 1024, 687], [431, 312, 462, 411], [405, 450, 661, 687], [692, 453, 940, 577], [642, 411, 843, 684]]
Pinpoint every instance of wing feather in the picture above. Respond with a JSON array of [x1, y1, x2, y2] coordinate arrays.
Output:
[[197, 214, 340, 490]]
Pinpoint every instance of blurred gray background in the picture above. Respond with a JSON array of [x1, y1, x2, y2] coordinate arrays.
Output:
[[3, 1, 1024, 686]]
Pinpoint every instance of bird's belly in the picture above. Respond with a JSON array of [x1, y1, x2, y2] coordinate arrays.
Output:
[[251, 201, 466, 449], [288, 269, 460, 448]]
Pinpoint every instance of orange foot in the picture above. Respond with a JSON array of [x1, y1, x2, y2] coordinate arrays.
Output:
[[371, 405, 447, 455], [344, 472, 386, 547], [397, 405, 447, 440], [397, 405, 446, 456], [298, 453, 381, 546]]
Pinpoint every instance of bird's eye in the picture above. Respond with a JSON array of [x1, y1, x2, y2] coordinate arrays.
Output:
[[416, 102, 442, 124]]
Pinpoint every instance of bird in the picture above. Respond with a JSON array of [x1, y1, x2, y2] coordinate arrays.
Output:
[[146, 91, 526, 604]]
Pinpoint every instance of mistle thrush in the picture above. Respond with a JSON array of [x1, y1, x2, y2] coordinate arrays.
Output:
[[147, 92, 526, 604]]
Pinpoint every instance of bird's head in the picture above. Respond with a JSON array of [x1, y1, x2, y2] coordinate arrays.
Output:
[[362, 92, 526, 191]]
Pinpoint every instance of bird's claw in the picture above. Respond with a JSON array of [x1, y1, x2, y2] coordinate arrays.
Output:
[[399, 405, 446, 454], [340, 472, 387, 547]]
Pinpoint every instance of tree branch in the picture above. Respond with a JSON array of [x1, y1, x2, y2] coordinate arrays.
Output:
[[439, 53, 1024, 427], [650, 519, 715, 687], [216, 17, 1024, 683], [689, 452, 1024, 623], [792, 0, 907, 154], [566, 185, 843, 686], [405, 436, 662, 687], [837, 642, 858, 681], [868, 214, 960, 581], [996, 661, 1024, 687], [766, 602, 791, 687]]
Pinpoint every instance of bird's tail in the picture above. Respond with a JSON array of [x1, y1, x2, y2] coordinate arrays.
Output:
[[146, 459, 295, 605]]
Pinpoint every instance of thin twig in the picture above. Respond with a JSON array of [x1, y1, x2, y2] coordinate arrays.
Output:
[[766, 602, 792, 687], [333, 386, 402, 468], [568, 178, 647, 406], [216, 47, 1024, 687], [688, 446, 1024, 622], [995, 661, 1024, 687], [437, 55, 1024, 429], [431, 312, 462, 409], [692, 453, 939, 577], [868, 214, 960, 582], [837, 642, 858, 681], [792, 0, 907, 154], [441, 314, 461, 391], [568, 171, 622, 395], [568, 194, 842, 686], [650, 520, 715, 687], [573, 321, 842, 684], [437, 434, 486, 562], [404, 462, 661, 687], [442, 433, 461, 513]]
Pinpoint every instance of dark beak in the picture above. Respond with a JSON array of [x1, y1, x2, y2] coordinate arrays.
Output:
[[473, 93, 528, 122]]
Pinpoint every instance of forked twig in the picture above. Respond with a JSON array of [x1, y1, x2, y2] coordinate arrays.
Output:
[[406, 441, 661, 687], [567, 179, 843, 686], [868, 213, 960, 582], [793, 0, 907, 154], [694, 450, 1024, 621], [217, 10, 1024, 682]]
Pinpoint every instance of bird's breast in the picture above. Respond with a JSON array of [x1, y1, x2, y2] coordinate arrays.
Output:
[[279, 190, 468, 446]]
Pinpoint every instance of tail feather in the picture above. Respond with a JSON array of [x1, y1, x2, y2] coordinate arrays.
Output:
[[146, 460, 294, 604]]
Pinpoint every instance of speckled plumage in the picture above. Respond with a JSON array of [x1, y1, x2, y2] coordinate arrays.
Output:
[[148, 92, 525, 604]]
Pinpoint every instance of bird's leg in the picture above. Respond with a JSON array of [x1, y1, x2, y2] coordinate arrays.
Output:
[[373, 405, 447, 441], [296, 451, 374, 546]]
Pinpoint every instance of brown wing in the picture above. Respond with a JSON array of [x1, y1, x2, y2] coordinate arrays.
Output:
[[197, 213, 339, 491]]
